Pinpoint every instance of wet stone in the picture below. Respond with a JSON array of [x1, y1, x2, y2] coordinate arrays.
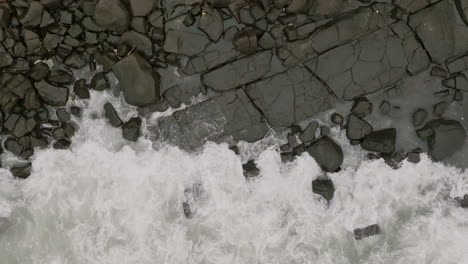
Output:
[[258, 32, 275, 49], [53, 139, 71, 150], [347, 114, 372, 140], [242, 160, 260, 179], [351, 97, 372, 118], [73, 79, 90, 99], [104, 103, 123, 127], [56, 108, 70, 122], [10, 163, 32, 179], [331, 113, 344, 125], [354, 224, 380, 240], [299, 121, 319, 143], [361, 128, 396, 154], [29, 63, 49, 81], [290, 124, 302, 134], [431, 66, 449, 78], [412, 108, 428, 127], [62, 122, 77, 138], [122, 117, 142, 142], [4, 138, 23, 156], [70, 106, 82, 117], [312, 179, 335, 203], [307, 136, 343, 172], [34, 80, 69, 107], [422, 119, 467, 161], [120, 30, 153, 58], [456, 195, 468, 208], [433, 101, 450, 117], [232, 28, 257, 54], [454, 91, 464, 101], [288, 134, 300, 149], [320, 126, 330, 137], [407, 151, 421, 164], [90, 73, 109, 91], [197, 8, 224, 42], [95, 0, 130, 32], [47, 70, 74, 85], [281, 152, 295, 163]]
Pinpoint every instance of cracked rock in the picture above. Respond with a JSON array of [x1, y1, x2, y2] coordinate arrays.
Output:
[[307, 136, 343, 172], [361, 128, 396, 154], [164, 30, 211, 56], [197, 8, 224, 42], [232, 28, 257, 54], [246, 66, 334, 128], [202, 50, 272, 92], [112, 54, 160, 107], [433, 101, 450, 117], [19, 2, 44, 28]]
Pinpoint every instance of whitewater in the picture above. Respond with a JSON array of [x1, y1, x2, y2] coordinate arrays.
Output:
[[0, 89, 468, 264]]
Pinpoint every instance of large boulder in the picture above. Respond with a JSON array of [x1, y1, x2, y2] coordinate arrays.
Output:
[[422, 119, 467, 161], [34, 80, 69, 107], [361, 128, 396, 154], [112, 54, 160, 107], [95, 0, 131, 32], [307, 136, 343, 172]]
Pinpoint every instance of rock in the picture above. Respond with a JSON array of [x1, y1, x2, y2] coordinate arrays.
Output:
[[380, 101, 391, 115], [454, 91, 464, 101], [307, 136, 343, 172], [41, 0, 62, 9], [407, 149, 422, 164], [447, 54, 468, 75], [290, 124, 302, 134], [442, 73, 468, 91], [242, 160, 260, 179], [90, 73, 109, 91], [456, 195, 468, 208], [4, 138, 23, 156], [422, 119, 466, 161], [299, 121, 319, 143], [312, 179, 335, 202], [56, 108, 70, 122], [197, 9, 224, 42], [10, 163, 32, 179], [53, 139, 71, 149], [331, 113, 344, 125], [0, 6, 11, 28], [129, 0, 154, 16], [164, 30, 210, 56], [347, 114, 372, 140], [232, 29, 257, 54], [361, 128, 396, 154], [351, 97, 372, 117], [112, 54, 160, 107], [70, 106, 82, 117], [320, 126, 330, 137], [19, 2, 44, 28], [0, 53, 14, 68], [47, 70, 74, 85], [288, 134, 300, 149], [305, 21, 429, 100], [246, 66, 334, 128], [73, 79, 90, 99], [183, 14, 196, 27], [431, 66, 449, 78], [29, 63, 50, 81], [34, 80, 69, 107], [120, 30, 153, 58], [409, 0, 468, 64], [283, 26, 297, 41], [122, 117, 142, 142], [258, 32, 275, 49], [354, 224, 380, 240], [104, 103, 123, 127], [95, 0, 130, 32], [202, 50, 272, 92], [412, 108, 428, 127], [433, 101, 450, 117]]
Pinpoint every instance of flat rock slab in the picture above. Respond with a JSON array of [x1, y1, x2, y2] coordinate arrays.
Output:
[[95, 0, 130, 32], [202, 50, 273, 92], [246, 66, 335, 128], [409, 0, 468, 64], [394, 0, 439, 13], [153, 89, 268, 150], [305, 22, 430, 100], [112, 54, 160, 107], [164, 30, 211, 56]]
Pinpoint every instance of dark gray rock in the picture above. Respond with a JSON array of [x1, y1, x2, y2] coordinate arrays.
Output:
[[120, 30, 153, 58], [433, 101, 450, 117], [56, 108, 70, 122], [202, 50, 272, 92], [164, 30, 210, 56], [112, 54, 160, 107], [232, 28, 257, 54], [29, 63, 50, 81], [290, 124, 302, 134], [95, 0, 130, 32], [354, 224, 380, 240], [361, 128, 396, 154], [456, 195, 468, 208], [183, 14, 196, 27], [0, 6, 11, 28], [0, 53, 13, 68], [380, 101, 390, 115], [258, 32, 275, 49], [422, 119, 467, 161], [431, 66, 449, 78], [90, 73, 109, 91], [197, 8, 224, 42], [4, 138, 23, 156], [454, 90, 464, 101], [331, 113, 344, 125], [19, 2, 44, 28], [129, 0, 154, 16], [47, 70, 74, 85], [307, 136, 343, 172], [351, 97, 372, 118], [246, 66, 334, 128], [283, 26, 297, 41], [287, 134, 300, 149], [243, 160, 260, 179], [320, 126, 330, 137], [312, 179, 335, 202], [34, 80, 69, 107], [73, 79, 90, 99], [122, 117, 142, 142], [346, 114, 372, 140], [412, 108, 428, 127], [299, 121, 319, 143], [53, 139, 71, 149], [104, 103, 123, 127], [70, 106, 82, 117], [11, 163, 32, 179]]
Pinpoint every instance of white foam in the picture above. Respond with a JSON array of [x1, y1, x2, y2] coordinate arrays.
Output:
[[0, 92, 468, 264]]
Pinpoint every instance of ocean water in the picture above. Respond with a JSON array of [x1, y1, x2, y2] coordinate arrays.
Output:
[[1, 91, 468, 264]]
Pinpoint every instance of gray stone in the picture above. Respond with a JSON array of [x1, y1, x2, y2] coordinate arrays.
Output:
[[202, 50, 272, 92], [56, 108, 70, 122], [347, 114, 372, 140], [306, 0, 347, 19], [122, 117, 142, 142], [442, 73, 468, 91], [433, 101, 450, 117], [422, 119, 466, 161], [305, 22, 429, 100], [104, 103, 123, 127], [197, 9, 224, 42], [19, 2, 44, 28], [153, 89, 268, 150], [5, 138, 23, 156], [412, 108, 428, 127], [90, 73, 109, 91], [258, 32, 275, 49], [307, 136, 344, 172], [431, 66, 449, 78], [232, 29, 257, 54], [299, 121, 319, 143], [361, 128, 396, 154], [120, 30, 153, 58], [73, 79, 90, 99], [380, 101, 391, 115], [112, 54, 160, 107], [34, 80, 69, 107], [10, 163, 32, 179], [0, 6, 11, 28], [446, 54, 468, 74], [53, 139, 71, 149], [409, 0, 468, 64], [354, 224, 380, 240], [454, 90, 464, 101], [246, 66, 334, 128], [351, 97, 372, 118], [243, 160, 260, 179], [164, 30, 211, 56], [129, 0, 154, 16], [0, 53, 13, 68], [395, 0, 438, 13], [95, 0, 130, 32], [312, 179, 335, 202]]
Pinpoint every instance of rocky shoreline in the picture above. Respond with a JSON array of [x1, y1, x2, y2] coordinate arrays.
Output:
[[1, 0, 468, 230]]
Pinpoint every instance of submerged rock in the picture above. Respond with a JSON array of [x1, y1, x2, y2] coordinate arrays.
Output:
[[354, 224, 380, 240], [11, 163, 32, 179], [242, 160, 260, 179], [361, 128, 396, 154], [307, 136, 343, 172], [112, 54, 160, 107], [312, 179, 335, 202]]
